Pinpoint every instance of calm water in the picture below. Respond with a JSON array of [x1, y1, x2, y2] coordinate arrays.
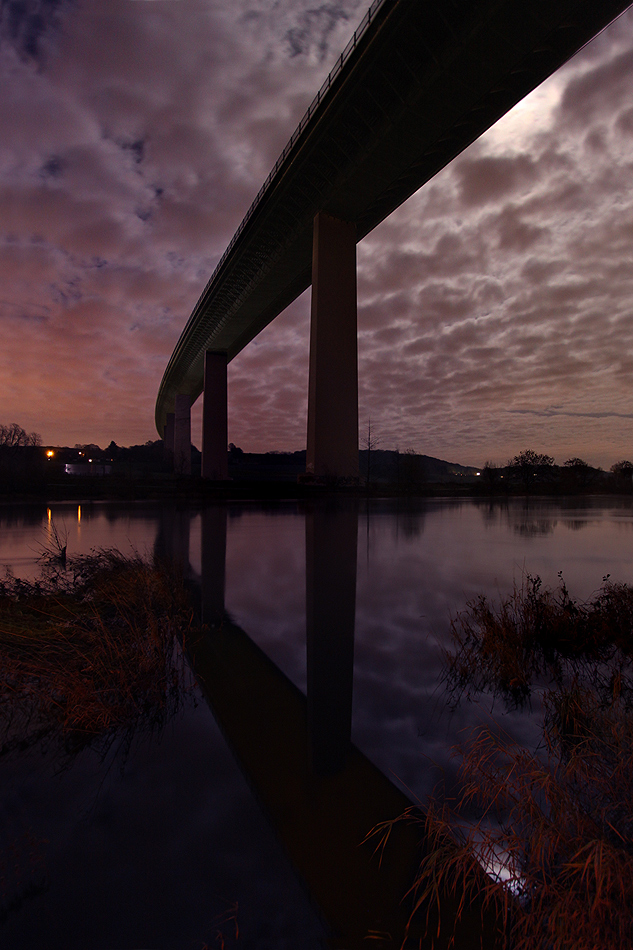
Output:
[[1, 496, 632, 948]]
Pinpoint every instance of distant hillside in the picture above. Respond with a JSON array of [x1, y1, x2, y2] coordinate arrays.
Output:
[[227, 447, 479, 483], [359, 449, 479, 484]]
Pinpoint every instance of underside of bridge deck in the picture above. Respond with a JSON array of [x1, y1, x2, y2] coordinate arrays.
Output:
[[156, 0, 631, 476]]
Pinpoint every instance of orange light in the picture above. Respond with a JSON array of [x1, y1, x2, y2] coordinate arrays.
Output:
[[46, 450, 54, 458]]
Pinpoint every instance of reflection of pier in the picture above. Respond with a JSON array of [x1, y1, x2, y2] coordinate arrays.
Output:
[[163, 503, 501, 947], [306, 501, 357, 776]]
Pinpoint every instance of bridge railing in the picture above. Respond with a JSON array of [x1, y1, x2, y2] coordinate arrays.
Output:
[[202, 0, 388, 293]]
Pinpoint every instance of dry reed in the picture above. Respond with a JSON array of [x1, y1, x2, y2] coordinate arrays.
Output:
[[372, 575, 633, 949], [0, 546, 196, 763], [444, 573, 633, 709]]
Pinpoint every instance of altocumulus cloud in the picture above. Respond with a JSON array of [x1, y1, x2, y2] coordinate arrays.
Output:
[[0, 0, 632, 466]]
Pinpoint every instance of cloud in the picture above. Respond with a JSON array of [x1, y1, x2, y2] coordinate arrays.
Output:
[[455, 154, 540, 207], [508, 408, 633, 421], [0, 0, 69, 63], [0, 0, 632, 466], [559, 46, 633, 128], [282, 2, 357, 59]]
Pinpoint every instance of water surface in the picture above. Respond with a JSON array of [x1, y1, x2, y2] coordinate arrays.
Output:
[[1, 496, 632, 947]]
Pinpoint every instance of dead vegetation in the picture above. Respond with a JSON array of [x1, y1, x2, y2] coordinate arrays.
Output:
[[375, 575, 633, 949], [0, 544, 196, 764], [444, 573, 633, 710]]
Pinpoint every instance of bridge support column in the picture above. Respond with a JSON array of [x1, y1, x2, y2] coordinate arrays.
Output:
[[174, 394, 191, 476], [202, 351, 228, 480], [163, 412, 175, 468], [306, 212, 359, 481]]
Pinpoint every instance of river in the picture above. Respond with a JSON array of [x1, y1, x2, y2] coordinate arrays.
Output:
[[1, 495, 632, 948]]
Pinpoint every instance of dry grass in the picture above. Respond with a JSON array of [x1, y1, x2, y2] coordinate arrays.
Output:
[[444, 573, 633, 709], [0, 546, 196, 763], [372, 576, 633, 949]]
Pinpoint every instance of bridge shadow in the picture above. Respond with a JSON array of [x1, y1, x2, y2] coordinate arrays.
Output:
[[157, 501, 502, 948]]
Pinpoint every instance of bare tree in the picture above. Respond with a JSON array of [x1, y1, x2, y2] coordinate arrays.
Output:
[[0, 423, 41, 447], [611, 460, 633, 486], [563, 457, 592, 488], [361, 418, 380, 486], [401, 447, 424, 490], [483, 460, 501, 489], [0, 423, 43, 489], [508, 449, 555, 492]]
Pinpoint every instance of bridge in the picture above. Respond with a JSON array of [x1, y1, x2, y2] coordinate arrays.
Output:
[[155, 0, 631, 480]]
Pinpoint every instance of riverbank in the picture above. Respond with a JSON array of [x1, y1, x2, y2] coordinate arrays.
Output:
[[1, 473, 631, 505]]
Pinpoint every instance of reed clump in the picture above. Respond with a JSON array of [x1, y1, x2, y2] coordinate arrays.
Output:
[[445, 573, 633, 709], [0, 547, 195, 761], [378, 576, 633, 949]]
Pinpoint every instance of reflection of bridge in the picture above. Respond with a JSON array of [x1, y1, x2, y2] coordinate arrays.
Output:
[[156, 501, 502, 947], [156, 0, 630, 481]]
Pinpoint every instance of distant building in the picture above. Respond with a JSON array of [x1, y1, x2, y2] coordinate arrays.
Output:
[[65, 462, 112, 476]]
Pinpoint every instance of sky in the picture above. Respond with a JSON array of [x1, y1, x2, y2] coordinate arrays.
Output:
[[2, 0, 633, 468]]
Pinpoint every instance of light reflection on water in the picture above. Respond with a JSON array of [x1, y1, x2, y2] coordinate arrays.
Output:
[[1, 496, 632, 947]]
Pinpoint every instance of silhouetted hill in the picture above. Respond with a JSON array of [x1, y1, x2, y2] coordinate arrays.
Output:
[[227, 448, 479, 484]]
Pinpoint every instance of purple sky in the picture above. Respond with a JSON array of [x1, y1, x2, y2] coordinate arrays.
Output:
[[2, 0, 633, 467]]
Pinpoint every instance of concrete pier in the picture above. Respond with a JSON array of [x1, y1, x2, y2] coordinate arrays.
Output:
[[202, 351, 228, 481], [163, 412, 175, 467], [174, 394, 191, 476], [306, 212, 359, 482]]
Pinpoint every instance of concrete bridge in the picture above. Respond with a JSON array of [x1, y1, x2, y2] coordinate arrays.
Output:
[[156, 0, 630, 480]]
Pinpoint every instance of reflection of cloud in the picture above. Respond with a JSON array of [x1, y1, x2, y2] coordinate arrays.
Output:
[[0, 1, 633, 464]]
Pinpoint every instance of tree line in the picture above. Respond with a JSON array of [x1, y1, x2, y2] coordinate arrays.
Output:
[[483, 449, 633, 492], [0, 423, 41, 447]]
